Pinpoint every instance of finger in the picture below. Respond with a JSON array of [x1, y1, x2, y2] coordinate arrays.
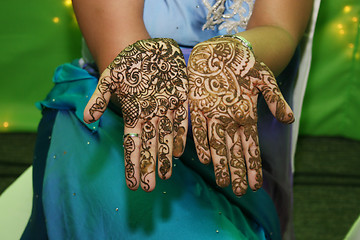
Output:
[[239, 124, 263, 191], [123, 128, 142, 191], [226, 129, 248, 196], [84, 69, 115, 123], [173, 100, 188, 157], [256, 62, 295, 124], [190, 110, 211, 164], [158, 114, 173, 180], [208, 120, 230, 188], [140, 119, 158, 192]]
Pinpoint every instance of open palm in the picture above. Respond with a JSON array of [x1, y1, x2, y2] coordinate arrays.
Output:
[[84, 38, 188, 192], [187, 37, 294, 196]]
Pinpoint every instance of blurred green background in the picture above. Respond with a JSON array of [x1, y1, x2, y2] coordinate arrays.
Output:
[[0, 0, 359, 141], [0, 0, 81, 131], [300, 0, 360, 140]]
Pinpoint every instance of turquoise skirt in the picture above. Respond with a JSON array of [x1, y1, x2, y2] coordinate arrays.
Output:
[[21, 53, 285, 239]]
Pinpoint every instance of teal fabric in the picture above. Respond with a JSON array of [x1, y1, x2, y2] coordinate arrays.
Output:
[[36, 60, 99, 131], [22, 2, 283, 238], [32, 60, 280, 240]]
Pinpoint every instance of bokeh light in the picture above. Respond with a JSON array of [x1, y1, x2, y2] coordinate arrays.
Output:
[[52, 17, 60, 24], [63, 0, 72, 8], [343, 5, 352, 13]]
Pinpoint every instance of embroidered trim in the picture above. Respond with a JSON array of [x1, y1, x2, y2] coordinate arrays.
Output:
[[202, 0, 255, 34]]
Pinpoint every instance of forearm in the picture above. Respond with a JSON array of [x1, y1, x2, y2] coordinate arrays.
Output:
[[238, 0, 314, 76], [236, 26, 297, 76], [72, 0, 150, 72]]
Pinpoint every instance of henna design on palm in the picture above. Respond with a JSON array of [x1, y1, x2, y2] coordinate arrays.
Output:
[[123, 135, 137, 188], [84, 38, 188, 191], [187, 37, 294, 196]]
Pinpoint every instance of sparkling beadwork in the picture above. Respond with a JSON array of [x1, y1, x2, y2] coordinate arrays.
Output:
[[201, 0, 255, 33]]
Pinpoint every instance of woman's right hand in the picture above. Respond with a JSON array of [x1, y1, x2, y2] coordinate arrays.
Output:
[[84, 38, 189, 192]]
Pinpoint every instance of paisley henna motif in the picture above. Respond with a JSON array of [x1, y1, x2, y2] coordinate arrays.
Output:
[[188, 37, 294, 195]]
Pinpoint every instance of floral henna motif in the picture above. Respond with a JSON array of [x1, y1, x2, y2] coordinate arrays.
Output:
[[253, 61, 295, 124], [191, 112, 211, 163], [229, 137, 247, 195], [173, 104, 187, 156], [85, 38, 188, 191], [140, 120, 156, 191], [87, 76, 117, 123], [209, 122, 230, 187], [158, 116, 172, 179], [188, 37, 294, 195], [123, 135, 137, 189]]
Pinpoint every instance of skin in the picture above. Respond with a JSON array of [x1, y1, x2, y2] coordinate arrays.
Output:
[[84, 39, 188, 191], [72, 0, 150, 72], [187, 37, 294, 195], [72, 0, 313, 74], [241, 0, 314, 76], [76, 0, 313, 192]]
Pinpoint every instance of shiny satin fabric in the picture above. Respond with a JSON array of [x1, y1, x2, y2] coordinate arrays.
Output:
[[21, 59, 275, 240]]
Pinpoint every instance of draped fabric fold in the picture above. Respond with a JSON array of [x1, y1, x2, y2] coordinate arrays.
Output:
[[22, 59, 280, 240]]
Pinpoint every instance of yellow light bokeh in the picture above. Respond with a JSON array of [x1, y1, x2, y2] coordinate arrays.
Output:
[[348, 43, 354, 49], [337, 24, 343, 29], [63, 0, 72, 7], [3, 122, 9, 128], [352, 17, 358, 23], [52, 17, 60, 24], [343, 6, 351, 13], [339, 29, 345, 35]]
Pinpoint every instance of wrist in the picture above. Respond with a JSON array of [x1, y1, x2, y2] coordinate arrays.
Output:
[[216, 34, 254, 53]]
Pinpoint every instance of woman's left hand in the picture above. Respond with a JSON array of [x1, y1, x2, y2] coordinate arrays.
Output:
[[187, 36, 294, 196]]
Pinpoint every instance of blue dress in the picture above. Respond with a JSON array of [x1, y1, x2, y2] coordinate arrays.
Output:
[[22, 1, 298, 239]]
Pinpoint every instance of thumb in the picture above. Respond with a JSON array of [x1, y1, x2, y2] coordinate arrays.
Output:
[[256, 62, 295, 124], [84, 69, 115, 124]]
